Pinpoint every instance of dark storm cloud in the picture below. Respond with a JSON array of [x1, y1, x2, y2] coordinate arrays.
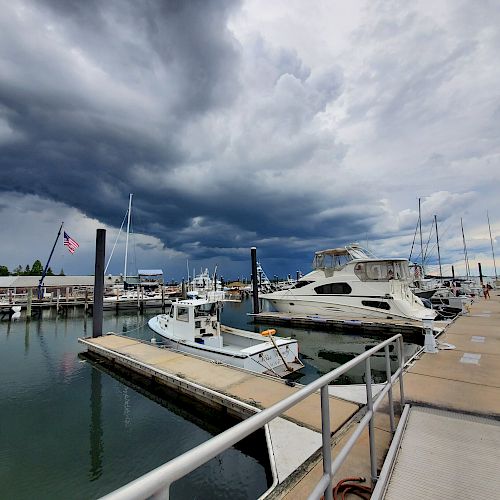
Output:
[[0, 0, 246, 239]]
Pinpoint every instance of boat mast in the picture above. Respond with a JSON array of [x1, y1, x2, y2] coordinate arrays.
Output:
[[419, 198, 424, 277], [460, 217, 470, 279], [487, 210, 498, 279], [123, 193, 133, 283], [434, 214, 443, 280]]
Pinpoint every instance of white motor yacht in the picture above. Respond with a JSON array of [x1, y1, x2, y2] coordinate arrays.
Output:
[[260, 244, 437, 321], [148, 294, 303, 378]]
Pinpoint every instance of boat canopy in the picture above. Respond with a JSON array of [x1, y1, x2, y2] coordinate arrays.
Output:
[[313, 244, 374, 270]]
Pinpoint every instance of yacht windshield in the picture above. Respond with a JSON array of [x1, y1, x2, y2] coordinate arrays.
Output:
[[353, 261, 409, 281]]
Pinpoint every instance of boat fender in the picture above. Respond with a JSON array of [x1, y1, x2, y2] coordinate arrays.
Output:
[[261, 329, 276, 336]]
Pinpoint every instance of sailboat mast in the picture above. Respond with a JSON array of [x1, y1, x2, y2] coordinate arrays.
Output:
[[434, 214, 443, 280], [487, 210, 498, 279], [124, 193, 133, 282], [419, 198, 424, 276], [460, 217, 470, 279]]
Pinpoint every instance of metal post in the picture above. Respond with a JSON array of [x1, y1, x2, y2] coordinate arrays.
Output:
[[452, 265, 455, 280], [56, 289, 60, 313], [161, 287, 165, 313], [251, 247, 260, 314], [320, 385, 333, 500], [181, 280, 187, 300], [384, 345, 395, 434], [85, 289, 89, 313], [478, 262, 483, 285], [93, 229, 106, 338], [26, 288, 32, 320], [365, 358, 377, 485], [397, 337, 405, 406]]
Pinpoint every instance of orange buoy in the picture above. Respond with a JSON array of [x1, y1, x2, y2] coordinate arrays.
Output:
[[260, 329, 276, 336]]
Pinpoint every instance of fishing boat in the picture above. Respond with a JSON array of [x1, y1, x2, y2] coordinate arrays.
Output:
[[148, 294, 303, 378], [260, 244, 437, 321]]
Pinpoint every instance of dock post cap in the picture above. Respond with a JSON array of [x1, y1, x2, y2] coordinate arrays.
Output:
[[251, 246, 256, 250], [422, 318, 438, 353]]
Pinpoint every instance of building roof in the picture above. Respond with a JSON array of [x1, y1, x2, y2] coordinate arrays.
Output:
[[0, 275, 121, 288]]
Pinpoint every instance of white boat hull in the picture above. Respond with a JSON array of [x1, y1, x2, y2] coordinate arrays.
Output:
[[148, 316, 302, 377]]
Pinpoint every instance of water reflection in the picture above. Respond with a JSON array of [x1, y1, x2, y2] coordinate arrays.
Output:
[[90, 369, 104, 481]]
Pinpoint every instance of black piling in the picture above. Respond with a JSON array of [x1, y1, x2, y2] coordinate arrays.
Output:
[[478, 262, 484, 285], [452, 265, 455, 280], [93, 229, 106, 338], [251, 247, 260, 314]]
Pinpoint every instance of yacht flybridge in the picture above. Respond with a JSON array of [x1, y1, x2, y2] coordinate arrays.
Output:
[[260, 244, 437, 321], [148, 293, 303, 378]]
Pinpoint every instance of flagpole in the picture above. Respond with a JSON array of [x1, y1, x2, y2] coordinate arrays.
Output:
[[38, 221, 64, 299]]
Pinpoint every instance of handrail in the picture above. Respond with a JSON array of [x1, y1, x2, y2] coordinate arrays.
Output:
[[101, 334, 405, 500]]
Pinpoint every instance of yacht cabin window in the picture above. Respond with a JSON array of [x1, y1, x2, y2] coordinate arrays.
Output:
[[292, 280, 313, 289], [314, 283, 352, 294], [353, 261, 409, 282]]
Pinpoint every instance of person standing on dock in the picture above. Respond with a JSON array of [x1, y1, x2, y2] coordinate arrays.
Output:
[[483, 284, 490, 299]]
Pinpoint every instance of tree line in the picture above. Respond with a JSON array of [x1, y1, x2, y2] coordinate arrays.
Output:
[[0, 260, 65, 277]]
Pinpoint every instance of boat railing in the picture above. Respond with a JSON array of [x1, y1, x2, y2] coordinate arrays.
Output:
[[100, 334, 406, 500]]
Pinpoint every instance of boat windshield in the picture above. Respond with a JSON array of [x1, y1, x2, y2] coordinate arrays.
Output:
[[312, 244, 374, 270], [194, 302, 217, 317], [353, 260, 409, 282]]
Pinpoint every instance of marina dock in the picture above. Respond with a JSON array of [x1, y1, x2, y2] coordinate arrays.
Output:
[[78, 293, 500, 499], [251, 310, 450, 338]]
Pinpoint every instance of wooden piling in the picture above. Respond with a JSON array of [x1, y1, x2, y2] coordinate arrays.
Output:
[[478, 262, 484, 285], [251, 247, 260, 314], [161, 286, 165, 313], [56, 289, 60, 313], [92, 229, 106, 338], [26, 288, 32, 320]]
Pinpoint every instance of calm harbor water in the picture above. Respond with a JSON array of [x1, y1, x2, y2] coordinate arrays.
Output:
[[0, 297, 421, 499]]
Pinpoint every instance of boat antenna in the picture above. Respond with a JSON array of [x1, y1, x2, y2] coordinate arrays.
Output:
[[435, 215, 443, 280], [38, 221, 64, 299], [123, 193, 133, 283], [487, 210, 498, 279], [460, 217, 470, 279]]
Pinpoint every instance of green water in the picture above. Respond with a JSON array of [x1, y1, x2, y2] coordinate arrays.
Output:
[[0, 298, 421, 499], [0, 312, 270, 500]]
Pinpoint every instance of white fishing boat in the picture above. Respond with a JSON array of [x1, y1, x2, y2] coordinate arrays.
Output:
[[260, 244, 437, 321], [148, 294, 303, 378]]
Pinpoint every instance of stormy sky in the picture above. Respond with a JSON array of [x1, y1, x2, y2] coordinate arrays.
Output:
[[0, 0, 499, 279]]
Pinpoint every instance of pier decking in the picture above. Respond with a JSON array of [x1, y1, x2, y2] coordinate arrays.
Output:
[[79, 293, 500, 499]]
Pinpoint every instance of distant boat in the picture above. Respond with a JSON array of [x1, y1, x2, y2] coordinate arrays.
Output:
[[260, 243, 437, 321], [148, 293, 303, 378]]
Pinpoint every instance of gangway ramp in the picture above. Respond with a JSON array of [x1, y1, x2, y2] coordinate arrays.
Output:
[[374, 406, 500, 499]]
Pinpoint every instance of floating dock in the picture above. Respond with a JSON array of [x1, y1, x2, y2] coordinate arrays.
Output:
[[251, 311, 450, 338], [280, 294, 500, 499], [78, 293, 499, 498], [79, 334, 360, 490]]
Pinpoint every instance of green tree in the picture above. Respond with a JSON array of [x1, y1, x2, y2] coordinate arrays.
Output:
[[0, 265, 9, 276], [31, 260, 44, 276], [13, 265, 22, 275], [59, 268, 65, 276], [24, 265, 30, 275], [46, 267, 54, 276]]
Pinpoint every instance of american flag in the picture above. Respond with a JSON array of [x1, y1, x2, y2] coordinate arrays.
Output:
[[64, 231, 80, 254]]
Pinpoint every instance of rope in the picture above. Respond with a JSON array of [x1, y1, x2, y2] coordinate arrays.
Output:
[[332, 477, 371, 500]]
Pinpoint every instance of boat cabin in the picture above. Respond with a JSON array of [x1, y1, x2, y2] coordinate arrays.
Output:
[[159, 299, 223, 347], [352, 260, 410, 282]]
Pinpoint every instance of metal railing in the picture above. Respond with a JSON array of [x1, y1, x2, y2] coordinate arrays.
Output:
[[101, 334, 405, 500]]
